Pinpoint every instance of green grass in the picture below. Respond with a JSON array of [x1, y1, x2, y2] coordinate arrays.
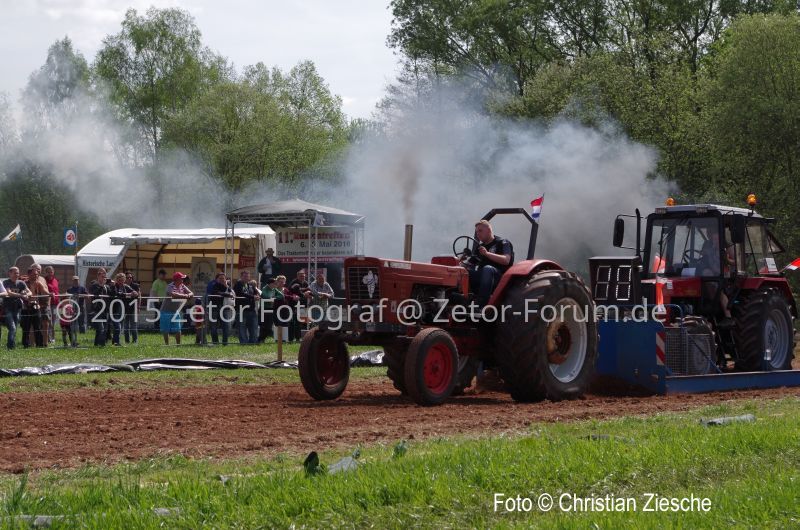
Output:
[[0, 332, 380, 394], [0, 397, 798, 529]]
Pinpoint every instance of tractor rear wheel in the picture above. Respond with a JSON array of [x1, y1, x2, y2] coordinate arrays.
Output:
[[298, 328, 350, 400], [404, 328, 458, 406], [495, 270, 597, 402], [733, 288, 795, 371]]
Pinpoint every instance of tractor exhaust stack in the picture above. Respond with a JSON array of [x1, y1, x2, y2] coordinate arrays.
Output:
[[403, 224, 413, 261]]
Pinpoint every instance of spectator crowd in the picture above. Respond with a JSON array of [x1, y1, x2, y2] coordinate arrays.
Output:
[[0, 248, 336, 350]]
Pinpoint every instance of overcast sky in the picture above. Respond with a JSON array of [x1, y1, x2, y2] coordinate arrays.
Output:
[[0, 0, 401, 119]]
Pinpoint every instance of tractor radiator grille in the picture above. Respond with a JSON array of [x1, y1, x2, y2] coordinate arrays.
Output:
[[347, 266, 380, 301], [664, 326, 715, 375]]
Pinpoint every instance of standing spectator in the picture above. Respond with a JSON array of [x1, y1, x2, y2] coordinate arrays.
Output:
[[233, 270, 260, 344], [30, 265, 52, 346], [161, 272, 193, 345], [280, 275, 301, 342], [309, 271, 335, 312], [207, 272, 233, 345], [43, 266, 59, 344], [123, 272, 140, 344], [67, 276, 88, 333], [109, 273, 135, 346], [288, 270, 310, 342], [3, 267, 30, 350], [90, 268, 111, 346], [149, 268, 168, 328], [257, 247, 282, 285], [273, 276, 292, 341], [23, 266, 48, 348], [150, 269, 168, 301], [260, 276, 283, 342]]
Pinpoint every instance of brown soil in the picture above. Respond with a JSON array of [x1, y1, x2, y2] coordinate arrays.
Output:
[[1, 379, 798, 472]]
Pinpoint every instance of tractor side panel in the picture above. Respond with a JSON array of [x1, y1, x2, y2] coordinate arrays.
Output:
[[488, 259, 563, 306]]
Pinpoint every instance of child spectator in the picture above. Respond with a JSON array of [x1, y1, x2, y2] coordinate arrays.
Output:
[[60, 301, 78, 347]]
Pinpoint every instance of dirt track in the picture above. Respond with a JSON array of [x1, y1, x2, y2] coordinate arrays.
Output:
[[1, 379, 798, 472]]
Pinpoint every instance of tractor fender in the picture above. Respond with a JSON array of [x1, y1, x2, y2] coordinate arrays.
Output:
[[488, 259, 564, 307], [739, 277, 798, 317]]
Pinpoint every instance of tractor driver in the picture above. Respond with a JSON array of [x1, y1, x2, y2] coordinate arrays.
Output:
[[698, 231, 735, 327], [465, 220, 514, 306]]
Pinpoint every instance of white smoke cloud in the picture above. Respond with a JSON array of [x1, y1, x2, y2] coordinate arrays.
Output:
[[7, 78, 670, 274], [328, 96, 670, 271]]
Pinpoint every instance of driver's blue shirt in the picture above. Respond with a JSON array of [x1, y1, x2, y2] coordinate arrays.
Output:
[[474, 236, 514, 273]]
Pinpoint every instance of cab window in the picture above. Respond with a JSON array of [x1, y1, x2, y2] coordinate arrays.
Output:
[[647, 216, 719, 277], [744, 223, 778, 274]]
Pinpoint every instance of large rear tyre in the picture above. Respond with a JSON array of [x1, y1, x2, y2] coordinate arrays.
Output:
[[733, 289, 795, 371], [298, 328, 350, 400], [495, 270, 597, 402], [404, 328, 458, 406]]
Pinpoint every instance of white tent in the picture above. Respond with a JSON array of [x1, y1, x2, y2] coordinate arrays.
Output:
[[16, 254, 76, 268], [77, 227, 275, 287], [14, 255, 77, 293]]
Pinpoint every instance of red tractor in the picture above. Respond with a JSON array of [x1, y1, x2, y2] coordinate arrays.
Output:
[[593, 195, 797, 383], [298, 208, 598, 405]]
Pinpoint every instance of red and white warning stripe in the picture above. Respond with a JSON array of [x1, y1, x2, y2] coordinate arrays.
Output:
[[656, 331, 666, 366]]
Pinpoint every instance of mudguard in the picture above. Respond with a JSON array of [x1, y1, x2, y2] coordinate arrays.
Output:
[[488, 259, 563, 307]]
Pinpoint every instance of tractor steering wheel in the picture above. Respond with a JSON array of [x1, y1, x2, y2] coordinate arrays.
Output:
[[453, 235, 479, 262], [682, 248, 704, 264]]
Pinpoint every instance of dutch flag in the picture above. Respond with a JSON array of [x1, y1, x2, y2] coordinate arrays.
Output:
[[530, 195, 544, 221]]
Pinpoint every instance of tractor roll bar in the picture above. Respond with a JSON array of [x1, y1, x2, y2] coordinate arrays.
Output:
[[481, 208, 538, 261]]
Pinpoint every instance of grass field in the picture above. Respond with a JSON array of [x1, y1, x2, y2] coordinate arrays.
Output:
[[0, 397, 796, 529], [0, 331, 382, 394]]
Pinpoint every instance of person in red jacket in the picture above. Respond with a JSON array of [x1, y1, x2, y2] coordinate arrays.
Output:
[[43, 266, 59, 344]]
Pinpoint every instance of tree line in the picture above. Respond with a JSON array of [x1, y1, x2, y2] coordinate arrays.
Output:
[[0, 7, 348, 267], [1, 2, 799, 276], [387, 0, 800, 270]]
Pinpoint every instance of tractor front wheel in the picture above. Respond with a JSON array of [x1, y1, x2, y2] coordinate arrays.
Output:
[[404, 328, 458, 406], [495, 270, 597, 402], [298, 328, 350, 400], [733, 289, 795, 371]]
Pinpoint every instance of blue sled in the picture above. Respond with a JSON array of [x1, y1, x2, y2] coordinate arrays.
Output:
[[596, 320, 800, 395]]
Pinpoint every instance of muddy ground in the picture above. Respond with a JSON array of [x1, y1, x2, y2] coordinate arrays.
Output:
[[1, 378, 798, 472]]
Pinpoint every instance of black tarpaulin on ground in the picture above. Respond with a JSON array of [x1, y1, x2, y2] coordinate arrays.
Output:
[[0, 350, 386, 377]]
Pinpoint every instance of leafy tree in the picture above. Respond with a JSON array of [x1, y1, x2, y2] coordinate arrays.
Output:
[[22, 37, 90, 137], [702, 13, 800, 257], [163, 61, 348, 190], [388, 0, 563, 96], [94, 7, 225, 163], [0, 160, 103, 271]]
